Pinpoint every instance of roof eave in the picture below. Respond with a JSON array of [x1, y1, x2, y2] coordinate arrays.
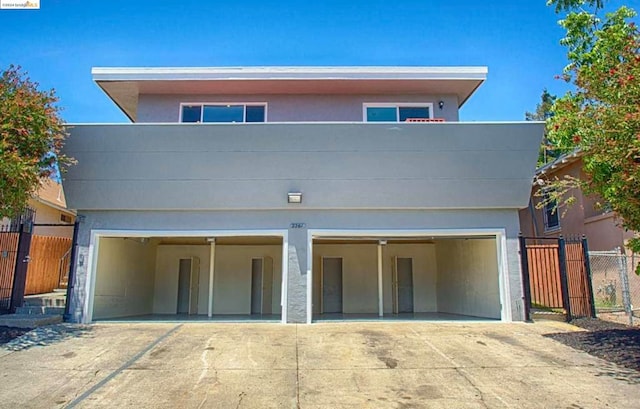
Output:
[[92, 66, 488, 122], [536, 148, 582, 176], [91, 66, 488, 82]]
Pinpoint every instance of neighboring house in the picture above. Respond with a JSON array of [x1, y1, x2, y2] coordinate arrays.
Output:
[[61, 66, 543, 324], [1, 179, 75, 237], [518, 151, 636, 252]]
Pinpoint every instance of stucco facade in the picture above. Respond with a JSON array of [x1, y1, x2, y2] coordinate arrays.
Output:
[[136, 94, 461, 123], [518, 154, 636, 252], [62, 66, 543, 324], [1, 179, 75, 237]]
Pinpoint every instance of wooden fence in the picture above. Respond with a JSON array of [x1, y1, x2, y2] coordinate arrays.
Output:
[[520, 235, 596, 321], [0, 232, 20, 310], [565, 241, 593, 318], [525, 243, 564, 309], [25, 236, 72, 295]]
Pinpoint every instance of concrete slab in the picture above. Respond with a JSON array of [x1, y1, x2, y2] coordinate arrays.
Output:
[[75, 369, 298, 408], [127, 324, 297, 371], [0, 313, 62, 328], [0, 322, 638, 408]]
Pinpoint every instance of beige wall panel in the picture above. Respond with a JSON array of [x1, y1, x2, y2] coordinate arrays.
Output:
[[383, 243, 438, 313], [213, 245, 282, 314], [313, 244, 378, 314], [93, 238, 157, 319], [435, 238, 500, 319], [153, 245, 211, 314]]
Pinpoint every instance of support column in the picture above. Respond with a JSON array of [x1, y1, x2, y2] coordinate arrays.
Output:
[[287, 226, 308, 323], [208, 238, 216, 318], [71, 217, 93, 324], [378, 240, 386, 317]]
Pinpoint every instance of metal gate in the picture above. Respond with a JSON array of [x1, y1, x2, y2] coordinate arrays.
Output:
[[0, 210, 35, 313], [519, 235, 596, 321], [0, 209, 79, 316]]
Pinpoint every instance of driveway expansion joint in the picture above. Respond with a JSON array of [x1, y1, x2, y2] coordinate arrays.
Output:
[[63, 324, 182, 408]]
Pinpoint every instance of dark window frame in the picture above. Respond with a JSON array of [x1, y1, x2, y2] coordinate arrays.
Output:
[[180, 103, 267, 123]]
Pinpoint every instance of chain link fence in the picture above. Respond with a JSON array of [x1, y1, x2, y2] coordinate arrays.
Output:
[[589, 248, 640, 326]]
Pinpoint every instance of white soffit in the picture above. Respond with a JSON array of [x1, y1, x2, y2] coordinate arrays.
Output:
[[92, 66, 488, 122]]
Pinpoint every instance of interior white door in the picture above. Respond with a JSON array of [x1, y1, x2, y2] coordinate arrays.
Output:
[[396, 257, 414, 313], [177, 259, 191, 314], [251, 257, 274, 315], [321, 257, 343, 314], [251, 258, 263, 314]]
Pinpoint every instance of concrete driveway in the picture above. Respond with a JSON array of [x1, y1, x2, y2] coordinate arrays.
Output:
[[0, 321, 638, 408]]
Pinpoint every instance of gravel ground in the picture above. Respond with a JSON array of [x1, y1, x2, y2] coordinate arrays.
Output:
[[545, 318, 640, 372], [0, 326, 30, 345]]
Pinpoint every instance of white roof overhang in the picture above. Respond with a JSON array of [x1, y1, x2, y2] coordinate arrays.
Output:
[[92, 66, 488, 121]]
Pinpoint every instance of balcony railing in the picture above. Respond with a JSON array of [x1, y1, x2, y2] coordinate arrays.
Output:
[[405, 118, 446, 123]]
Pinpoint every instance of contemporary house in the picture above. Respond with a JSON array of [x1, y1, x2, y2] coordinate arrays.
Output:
[[519, 151, 636, 252], [61, 66, 543, 324]]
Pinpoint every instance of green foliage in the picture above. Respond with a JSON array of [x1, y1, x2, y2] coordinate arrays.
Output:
[[545, 1, 640, 273], [526, 89, 556, 121], [526, 89, 559, 165], [548, 0, 605, 13], [0, 65, 70, 219]]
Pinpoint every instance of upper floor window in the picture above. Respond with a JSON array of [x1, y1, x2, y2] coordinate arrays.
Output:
[[542, 191, 560, 231], [180, 103, 266, 123], [363, 103, 434, 122]]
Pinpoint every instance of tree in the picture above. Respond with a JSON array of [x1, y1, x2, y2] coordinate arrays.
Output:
[[0, 65, 70, 219], [545, 0, 640, 271], [526, 89, 558, 165]]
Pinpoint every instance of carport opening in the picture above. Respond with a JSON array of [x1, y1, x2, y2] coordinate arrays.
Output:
[[311, 236, 501, 322], [91, 235, 284, 322]]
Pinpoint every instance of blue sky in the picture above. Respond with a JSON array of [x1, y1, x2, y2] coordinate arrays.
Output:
[[0, 0, 637, 122]]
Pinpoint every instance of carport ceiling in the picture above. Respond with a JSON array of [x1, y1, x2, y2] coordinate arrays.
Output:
[[157, 236, 282, 246], [313, 235, 497, 245], [313, 238, 435, 245]]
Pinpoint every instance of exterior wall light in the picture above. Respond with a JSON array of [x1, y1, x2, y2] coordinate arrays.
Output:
[[288, 192, 302, 203], [438, 100, 444, 110]]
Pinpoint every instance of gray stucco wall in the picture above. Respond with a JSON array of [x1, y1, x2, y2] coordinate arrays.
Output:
[[62, 121, 541, 324], [67, 209, 525, 324], [62, 122, 543, 211], [136, 94, 460, 122]]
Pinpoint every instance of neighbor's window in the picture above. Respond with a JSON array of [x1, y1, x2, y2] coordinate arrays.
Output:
[[543, 191, 560, 231], [180, 104, 266, 123], [364, 104, 433, 122]]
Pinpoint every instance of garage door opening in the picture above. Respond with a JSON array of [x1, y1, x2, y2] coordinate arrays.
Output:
[[311, 234, 504, 322], [89, 234, 285, 323]]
